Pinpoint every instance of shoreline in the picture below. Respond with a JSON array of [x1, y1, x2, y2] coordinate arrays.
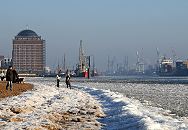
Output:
[[0, 80, 105, 129]]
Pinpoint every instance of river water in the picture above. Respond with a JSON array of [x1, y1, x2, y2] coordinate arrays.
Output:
[[72, 76, 188, 117], [26, 76, 188, 129]]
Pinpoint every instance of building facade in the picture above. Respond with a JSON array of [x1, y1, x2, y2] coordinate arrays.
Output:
[[12, 29, 46, 75], [1, 58, 12, 68], [0, 55, 4, 67]]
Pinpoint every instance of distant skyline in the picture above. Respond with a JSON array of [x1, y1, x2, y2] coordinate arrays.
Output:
[[0, 0, 188, 71]]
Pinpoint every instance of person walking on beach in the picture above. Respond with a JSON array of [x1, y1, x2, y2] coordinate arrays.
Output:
[[65, 74, 71, 89], [56, 74, 60, 87], [12, 68, 19, 83], [6, 66, 13, 91]]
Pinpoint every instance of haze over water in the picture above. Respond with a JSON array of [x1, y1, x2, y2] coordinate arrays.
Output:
[[0, 0, 188, 70]]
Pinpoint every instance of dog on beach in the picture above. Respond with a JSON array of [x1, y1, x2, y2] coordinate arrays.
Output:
[[16, 78, 24, 83]]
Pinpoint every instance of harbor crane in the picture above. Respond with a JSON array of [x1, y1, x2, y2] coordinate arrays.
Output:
[[172, 49, 177, 61], [136, 51, 144, 73]]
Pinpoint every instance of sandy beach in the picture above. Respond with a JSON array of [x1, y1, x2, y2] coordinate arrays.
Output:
[[0, 81, 33, 99], [0, 80, 105, 130]]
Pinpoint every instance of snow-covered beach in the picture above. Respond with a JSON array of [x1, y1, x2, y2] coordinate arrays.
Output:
[[0, 78, 104, 130], [1, 77, 188, 130]]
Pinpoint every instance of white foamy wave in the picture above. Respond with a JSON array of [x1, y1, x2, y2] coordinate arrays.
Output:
[[75, 84, 188, 130]]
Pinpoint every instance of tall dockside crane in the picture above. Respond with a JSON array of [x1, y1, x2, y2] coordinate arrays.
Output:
[[124, 56, 129, 73], [136, 51, 144, 73], [156, 48, 160, 72], [79, 40, 85, 72], [171, 49, 177, 67], [136, 51, 140, 72], [107, 56, 110, 73], [63, 53, 66, 71]]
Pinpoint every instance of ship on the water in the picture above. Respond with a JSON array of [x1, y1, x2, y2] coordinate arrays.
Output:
[[157, 57, 188, 76]]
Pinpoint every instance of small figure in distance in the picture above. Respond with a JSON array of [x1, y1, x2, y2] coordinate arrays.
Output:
[[6, 66, 13, 91], [0, 72, 5, 81], [65, 74, 71, 89], [56, 74, 61, 87]]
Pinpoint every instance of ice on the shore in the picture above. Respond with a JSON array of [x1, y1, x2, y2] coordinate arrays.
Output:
[[75, 83, 188, 130], [1, 77, 188, 130], [0, 78, 104, 130]]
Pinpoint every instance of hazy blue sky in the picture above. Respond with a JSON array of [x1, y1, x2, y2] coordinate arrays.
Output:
[[0, 0, 188, 71]]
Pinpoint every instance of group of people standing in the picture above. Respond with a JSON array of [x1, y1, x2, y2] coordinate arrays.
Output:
[[5, 66, 19, 91], [4, 65, 70, 91], [56, 73, 71, 89]]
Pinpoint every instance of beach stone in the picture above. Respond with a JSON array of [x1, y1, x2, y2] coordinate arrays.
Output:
[[10, 107, 22, 114], [41, 123, 61, 130], [48, 114, 62, 122], [93, 105, 98, 109], [71, 117, 81, 122], [95, 109, 105, 118], [0, 117, 7, 125], [80, 110, 87, 115], [9, 117, 24, 122], [71, 116, 87, 123], [26, 126, 44, 130], [25, 100, 35, 107], [10, 107, 33, 114], [95, 112, 105, 118], [68, 108, 79, 114], [87, 109, 95, 115], [62, 114, 70, 121], [0, 121, 6, 125]]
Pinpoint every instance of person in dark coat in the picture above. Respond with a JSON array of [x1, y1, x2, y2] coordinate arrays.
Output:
[[6, 66, 13, 91], [65, 74, 71, 89], [56, 75, 60, 87], [12, 68, 19, 83]]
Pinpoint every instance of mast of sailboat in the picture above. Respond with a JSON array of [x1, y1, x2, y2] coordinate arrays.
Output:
[[63, 53, 66, 71], [57, 58, 60, 75], [79, 40, 84, 72]]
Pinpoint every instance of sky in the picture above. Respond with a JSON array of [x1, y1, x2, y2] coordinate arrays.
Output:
[[0, 0, 188, 71]]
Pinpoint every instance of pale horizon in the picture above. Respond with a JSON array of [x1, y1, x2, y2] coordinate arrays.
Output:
[[0, 0, 188, 71]]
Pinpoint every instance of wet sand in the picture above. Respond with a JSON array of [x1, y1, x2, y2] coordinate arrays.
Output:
[[0, 81, 33, 99]]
